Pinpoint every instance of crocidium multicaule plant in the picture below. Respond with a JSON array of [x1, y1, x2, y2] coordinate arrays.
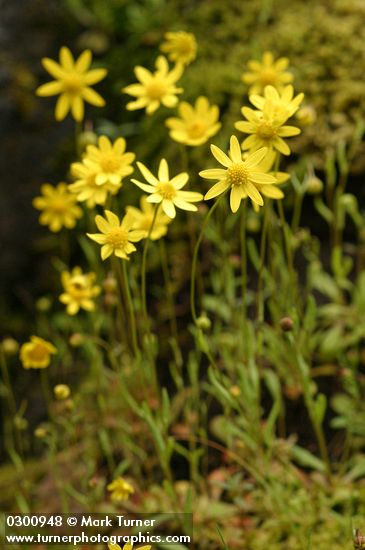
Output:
[[243, 149, 288, 211], [59, 266, 101, 315], [107, 477, 134, 502], [83, 135, 135, 185], [87, 210, 145, 260], [33, 183, 83, 232], [165, 96, 221, 146], [36, 46, 107, 121], [200, 135, 277, 212], [126, 196, 171, 240], [235, 101, 301, 156], [132, 159, 203, 219], [160, 30, 197, 65], [241, 51, 293, 95], [249, 85, 304, 120], [123, 56, 183, 115], [19, 336, 57, 369], [69, 159, 119, 208]]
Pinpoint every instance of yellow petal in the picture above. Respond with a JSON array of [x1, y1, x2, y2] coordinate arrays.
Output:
[[55, 94, 70, 121]]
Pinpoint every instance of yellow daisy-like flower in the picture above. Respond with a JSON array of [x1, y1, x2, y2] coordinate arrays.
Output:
[[242, 51, 293, 95], [36, 46, 107, 121], [107, 477, 134, 502], [69, 159, 120, 208], [87, 210, 145, 261], [235, 102, 301, 156], [108, 543, 151, 550], [132, 159, 203, 219], [123, 56, 183, 115], [33, 183, 83, 232], [160, 31, 197, 65], [126, 196, 171, 240], [165, 96, 221, 147], [20, 336, 57, 369], [84, 135, 135, 186], [200, 135, 277, 212], [59, 266, 101, 315], [249, 85, 304, 120], [243, 149, 288, 211]]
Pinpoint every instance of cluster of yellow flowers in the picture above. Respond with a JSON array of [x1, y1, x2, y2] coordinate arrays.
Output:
[[24, 37, 306, 372]]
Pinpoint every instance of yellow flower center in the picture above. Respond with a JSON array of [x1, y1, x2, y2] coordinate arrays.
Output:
[[106, 228, 128, 248], [227, 163, 249, 186], [146, 79, 167, 100], [157, 182, 177, 200], [62, 74, 83, 94], [140, 216, 153, 231], [27, 344, 48, 363], [257, 121, 276, 140], [259, 68, 277, 86], [68, 278, 90, 300], [187, 120, 206, 139], [51, 198, 68, 213], [100, 153, 120, 173], [176, 37, 194, 55]]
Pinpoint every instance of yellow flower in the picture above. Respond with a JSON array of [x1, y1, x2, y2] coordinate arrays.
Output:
[[123, 56, 183, 115], [20, 336, 57, 369], [200, 135, 277, 212], [242, 51, 293, 95], [59, 266, 100, 315], [36, 46, 107, 121], [132, 159, 203, 219], [249, 85, 304, 120], [165, 96, 221, 146], [126, 197, 171, 240], [69, 159, 120, 208], [160, 31, 197, 65], [87, 210, 145, 260], [107, 477, 134, 502], [242, 149, 288, 211], [83, 135, 135, 186], [235, 102, 301, 156], [108, 544, 151, 550], [33, 183, 83, 232]]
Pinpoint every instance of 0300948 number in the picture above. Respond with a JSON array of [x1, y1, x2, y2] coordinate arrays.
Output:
[[6, 515, 63, 527]]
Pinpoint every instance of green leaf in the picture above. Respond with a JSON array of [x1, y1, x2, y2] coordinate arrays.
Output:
[[291, 445, 327, 472]]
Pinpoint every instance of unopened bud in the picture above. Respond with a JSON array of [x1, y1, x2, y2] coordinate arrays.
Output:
[[69, 333, 85, 347], [54, 384, 71, 400], [196, 314, 211, 331], [306, 176, 323, 195], [279, 316, 294, 332], [1, 337, 19, 355]]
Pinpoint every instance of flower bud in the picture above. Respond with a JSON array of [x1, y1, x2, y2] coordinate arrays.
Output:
[[229, 385, 241, 397], [306, 176, 323, 195], [34, 425, 48, 439], [103, 273, 118, 294], [295, 105, 316, 126], [54, 384, 71, 400], [69, 333, 85, 347], [1, 337, 19, 355], [279, 316, 294, 332], [36, 297, 52, 312], [196, 314, 211, 331]]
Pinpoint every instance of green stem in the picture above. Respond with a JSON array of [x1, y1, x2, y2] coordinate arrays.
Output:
[[256, 202, 269, 323], [159, 239, 179, 340], [190, 194, 226, 323], [240, 201, 248, 324], [141, 205, 159, 329], [118, 260, 139, 357]]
